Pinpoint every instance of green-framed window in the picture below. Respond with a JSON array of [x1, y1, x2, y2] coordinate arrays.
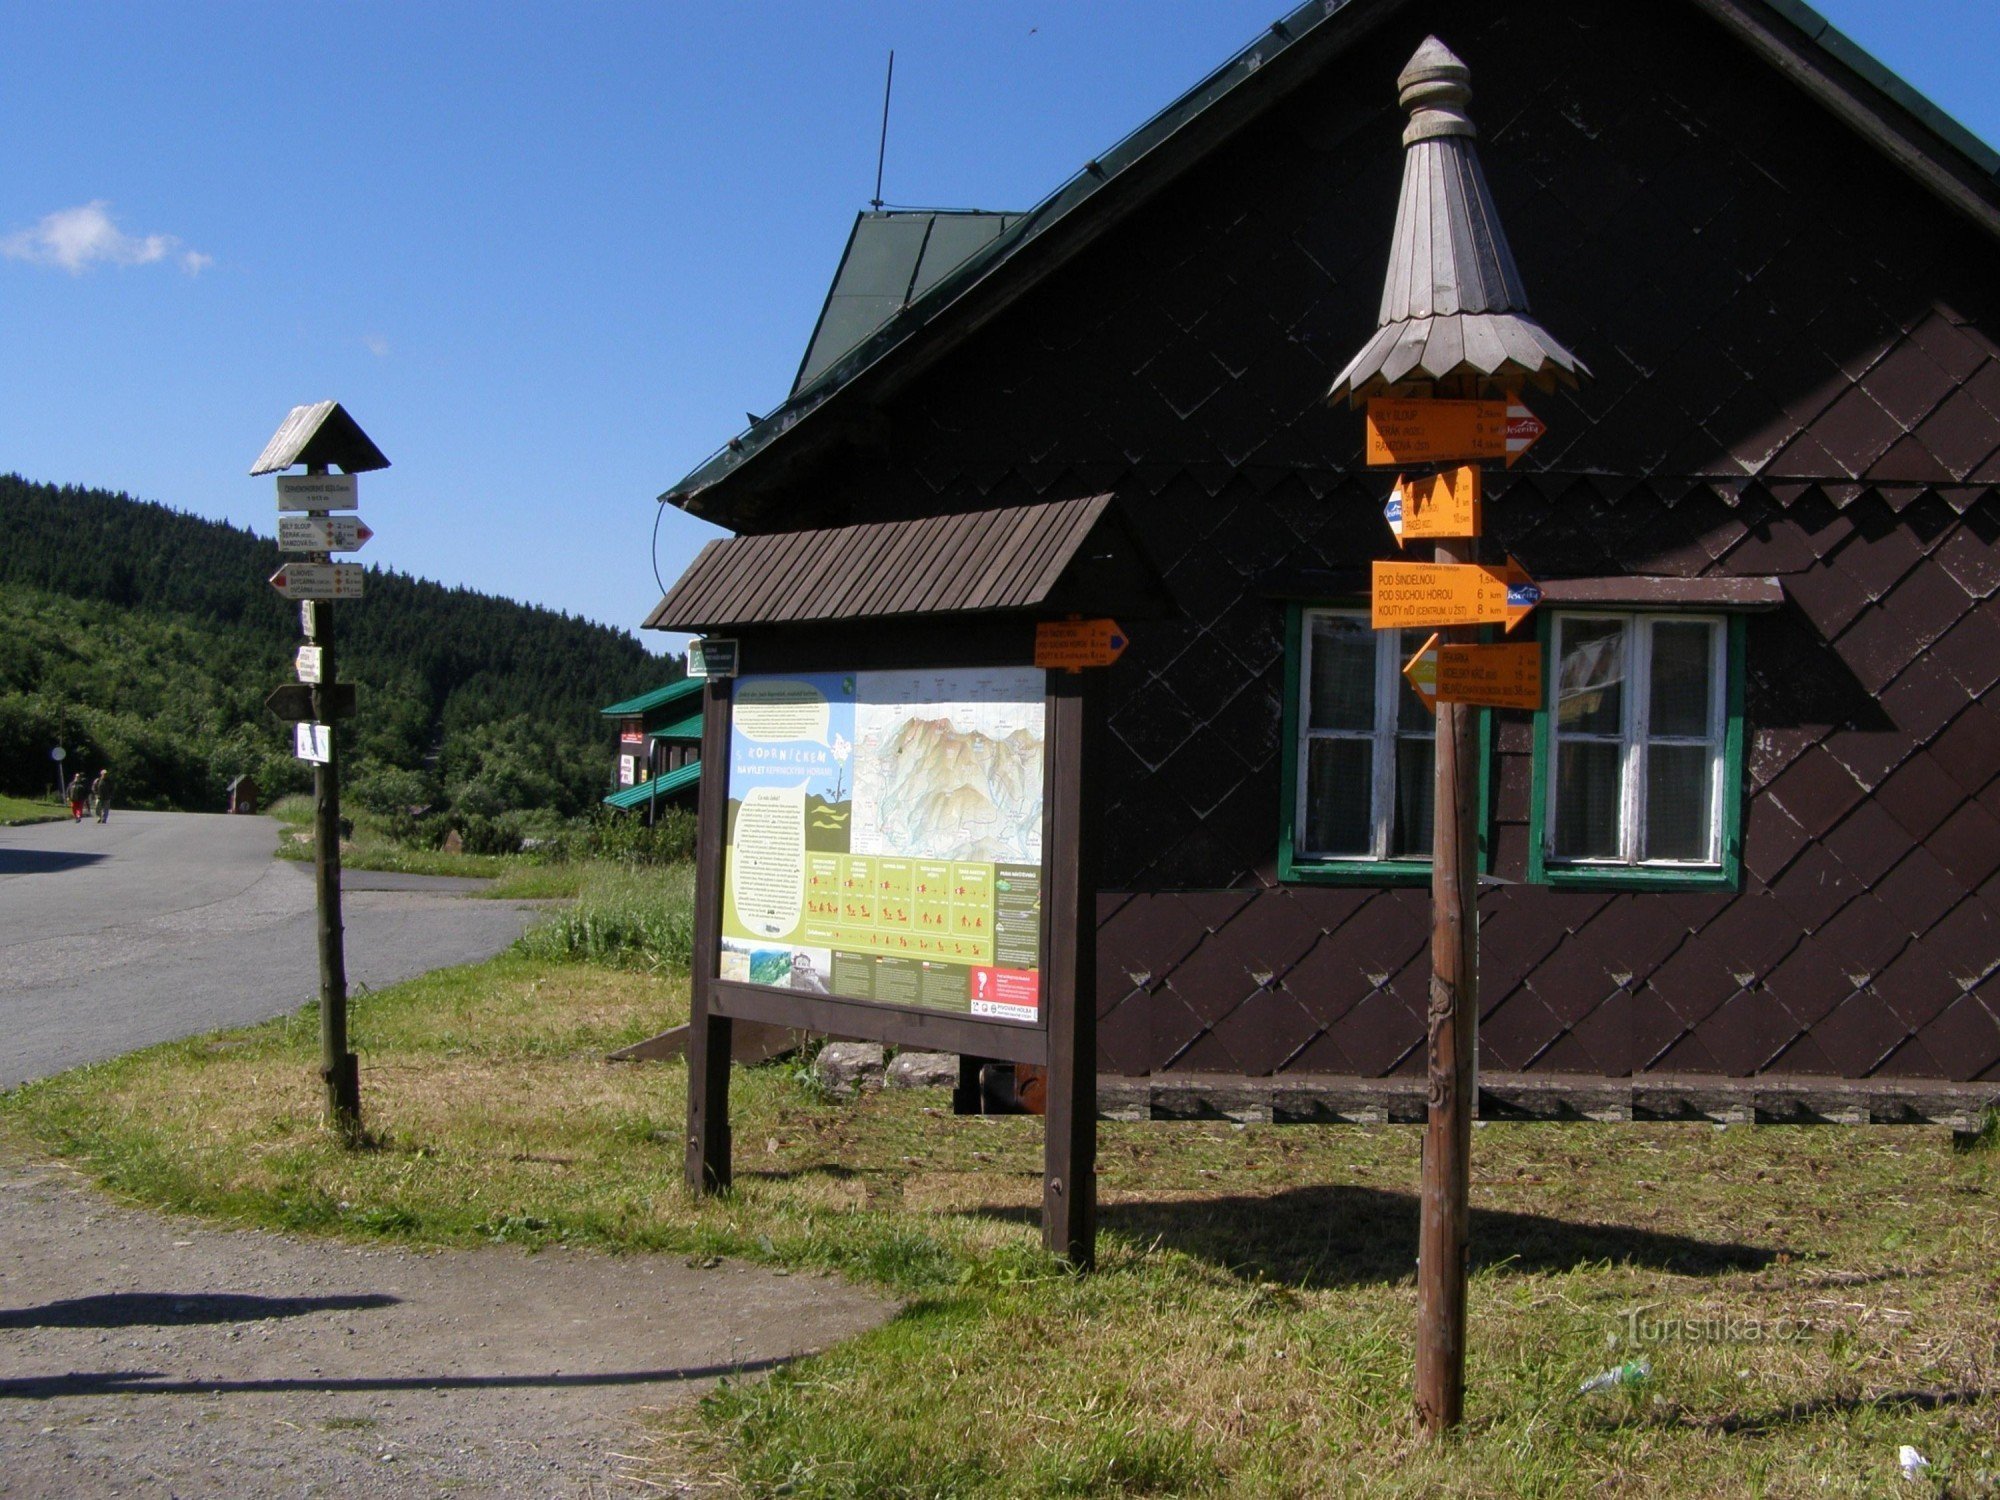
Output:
[[1279, 605, 1488, 885], [1528, 611, 1746, 890]]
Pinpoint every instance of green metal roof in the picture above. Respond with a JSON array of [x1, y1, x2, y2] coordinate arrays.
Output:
[[648, 708, 703, 741], [599, 676, 701, 718], [603, 758, 701, 809], [794, 211, 1025, 394], [661, 0, 2000, 524]]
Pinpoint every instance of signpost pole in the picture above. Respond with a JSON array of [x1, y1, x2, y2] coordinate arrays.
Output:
[[303, 468, 362, 1142], [1416, 523, 1480, 1433]]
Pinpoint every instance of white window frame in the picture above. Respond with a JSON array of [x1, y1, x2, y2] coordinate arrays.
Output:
[[1295, 608, 1434, 863], [1544, 612, 1728, 869]]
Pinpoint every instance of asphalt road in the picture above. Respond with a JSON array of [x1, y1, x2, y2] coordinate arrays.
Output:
[[0, 812, 545, 1087]]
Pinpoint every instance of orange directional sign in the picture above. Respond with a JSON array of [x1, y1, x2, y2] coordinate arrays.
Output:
[[1436, 641, 1543, 710], [1385, 466, 1482, 543], [1370, 557, 1542, 633], [1402, 633, 1440, 713], [1365, 398, 1546, 468], [1035, 618, 1128, 670]]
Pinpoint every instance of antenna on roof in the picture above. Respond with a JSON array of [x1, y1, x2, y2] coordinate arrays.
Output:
[[870, 50, 895, 210]]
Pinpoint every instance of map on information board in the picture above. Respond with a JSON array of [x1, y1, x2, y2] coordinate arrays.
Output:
[[720, 668, 1046, 1024]]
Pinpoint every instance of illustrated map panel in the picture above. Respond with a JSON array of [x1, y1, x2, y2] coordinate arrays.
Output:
[[720, 668, 1046, 1024]]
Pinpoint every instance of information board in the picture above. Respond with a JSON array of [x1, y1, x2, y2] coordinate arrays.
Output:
[[721, 668, 1047, 1025]]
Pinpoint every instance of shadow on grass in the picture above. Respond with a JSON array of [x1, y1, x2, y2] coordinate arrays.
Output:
[[1700, 1386, 1992, 1435], [963, 1183, 1780, 1288], [0, 1291, 399, 1330]]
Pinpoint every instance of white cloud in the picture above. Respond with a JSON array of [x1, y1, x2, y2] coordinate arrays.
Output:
[[363, 333, 390, 358], [2, 200, 210, 275]]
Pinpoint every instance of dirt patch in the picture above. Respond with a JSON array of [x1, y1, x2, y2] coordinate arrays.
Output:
[[0, 1150, 894, 1497]]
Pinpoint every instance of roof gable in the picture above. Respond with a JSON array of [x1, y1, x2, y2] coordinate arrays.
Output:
[[664, 0, 2000, 531]]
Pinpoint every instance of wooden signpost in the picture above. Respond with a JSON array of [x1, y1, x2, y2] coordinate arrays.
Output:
[[1365, 396, 1553, 1442], [251, 401, 388, 1145]]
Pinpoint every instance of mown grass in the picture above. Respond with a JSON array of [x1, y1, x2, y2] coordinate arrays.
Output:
[[2, 866, 1995, 1497], [0, 790, 68, 825], [265, 793, 588, 894]]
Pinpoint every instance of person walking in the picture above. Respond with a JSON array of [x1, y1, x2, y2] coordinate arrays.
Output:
[[89, 768, 111, 824], [66, 770, 87, 822]]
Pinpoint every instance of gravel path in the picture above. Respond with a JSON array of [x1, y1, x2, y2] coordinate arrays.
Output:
[[0, 1150, 895, 1497]]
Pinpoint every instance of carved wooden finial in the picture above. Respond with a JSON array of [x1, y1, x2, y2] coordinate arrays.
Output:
[[1398, 37, 1475, 145]]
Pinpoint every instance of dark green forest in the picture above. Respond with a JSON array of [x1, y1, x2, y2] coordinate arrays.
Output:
[[0, 475, 678, 823]]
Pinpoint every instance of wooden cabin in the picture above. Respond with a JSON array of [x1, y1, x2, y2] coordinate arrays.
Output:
[[652, 0, 2000, 1105], [600, 678, 703, 816]]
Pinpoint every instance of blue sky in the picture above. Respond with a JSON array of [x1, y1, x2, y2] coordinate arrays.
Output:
[[4, 2, 1996, 655]]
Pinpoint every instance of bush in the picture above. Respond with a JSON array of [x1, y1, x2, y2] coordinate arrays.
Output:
[[539, 806, 697, 866]]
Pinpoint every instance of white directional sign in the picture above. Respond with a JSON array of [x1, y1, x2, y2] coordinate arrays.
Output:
[[294, 722, 333, 764], [270, 563, 365, 600], [278, 515, 374, 553], [296, 645, 324, 684], [276, 474, 359, 512]]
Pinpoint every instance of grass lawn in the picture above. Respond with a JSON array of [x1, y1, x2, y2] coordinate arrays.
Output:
[[0, 790, 68, 825], [264, 793, 591, 895], [2, 882, 1995, 1497]]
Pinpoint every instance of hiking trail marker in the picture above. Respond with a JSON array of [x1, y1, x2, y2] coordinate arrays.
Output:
[[1436, 641, 1543, 710], [1385, 466, 1482, 543], [1370, 559, 1542, 632], [1035, 618, 1128, 670], [1365, 397, 1545, 467], [279, 515, 373, 553], [275, 473, 359, 511], [269, 562, 366, 601]]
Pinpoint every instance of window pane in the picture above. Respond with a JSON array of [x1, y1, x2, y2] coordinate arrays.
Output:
[[1645, 743, 1712, 861], [1554, 742, 1622, 859], [1307, 615, 1373, 732], [1392, 735, 1435, 857], [1649, 622, 1714, 739], [1305, 737, 1373, 856], [1556, 619, 1625, 735]]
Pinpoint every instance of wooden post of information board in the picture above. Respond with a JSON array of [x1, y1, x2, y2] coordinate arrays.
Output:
[[1041, 667, 1100, 1268], [686, 674, 735, 1193]]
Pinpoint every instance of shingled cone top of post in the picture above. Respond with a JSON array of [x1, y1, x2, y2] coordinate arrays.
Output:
[[1328, 37, 1588, 405]]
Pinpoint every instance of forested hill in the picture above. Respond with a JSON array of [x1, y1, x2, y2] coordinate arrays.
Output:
[[0, 474, 677, 819]]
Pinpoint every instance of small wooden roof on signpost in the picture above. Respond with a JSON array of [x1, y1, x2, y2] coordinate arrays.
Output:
[[249, 401, 391, 475], [645, 493, 1172, 634], [1328, 38, 1588, 404]]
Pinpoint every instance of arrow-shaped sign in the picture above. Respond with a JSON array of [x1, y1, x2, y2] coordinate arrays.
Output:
[[1371, 557, 1542, 633], [270, 562, 365, 601], [278, 515, 374, 554], [1365, 399, 1546, 468], [1385, 466, 1482, 544], [266, 683, 357, 722], [1402, 633, 1440, 713], [1034, 618, 1129, 670]]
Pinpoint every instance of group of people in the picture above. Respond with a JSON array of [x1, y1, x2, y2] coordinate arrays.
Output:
[[65, 768, 111, 824]]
